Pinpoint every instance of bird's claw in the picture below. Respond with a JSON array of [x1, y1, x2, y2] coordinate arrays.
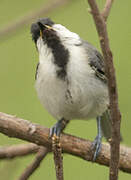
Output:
[[92, 135, 102, 161], [50, 122, 62, 138], [50, 121, 64, 149]]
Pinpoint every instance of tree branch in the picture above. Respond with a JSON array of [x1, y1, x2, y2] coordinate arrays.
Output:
[[0, 143, 39, 159], [18, 146, 49, 180], [88, 0, 121, 180], [0, 112, 129, 173], [52, 136, 64, 180], [101, 0, 114, 21]]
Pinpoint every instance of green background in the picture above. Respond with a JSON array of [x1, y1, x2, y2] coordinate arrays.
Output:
[[0, 0, 131, 179]]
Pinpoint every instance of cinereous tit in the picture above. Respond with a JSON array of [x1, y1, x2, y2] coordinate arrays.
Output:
[[31, 18, 112, 160]]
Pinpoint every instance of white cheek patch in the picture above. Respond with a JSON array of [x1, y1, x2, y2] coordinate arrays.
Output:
[[53, 24, 81, 45], [37, 37, 52, 64], [37, 37, 43, 52]]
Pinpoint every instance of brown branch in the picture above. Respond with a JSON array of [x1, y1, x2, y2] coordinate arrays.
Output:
[[101, 0, 114, 21], [52, 121, 69, 180], [0, 143, 39, 159], [52, 136, 64, 180], [88, 0, 121, 180], [0, 0, 70, 41], [18, 146, 49, 180], [0, 112, 129, 174]]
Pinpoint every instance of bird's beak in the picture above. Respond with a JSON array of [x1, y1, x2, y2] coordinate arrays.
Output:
[[37, 22, 53, 37]]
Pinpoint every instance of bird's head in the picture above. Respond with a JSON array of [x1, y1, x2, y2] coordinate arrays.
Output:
[[31, 18, 81, 54]]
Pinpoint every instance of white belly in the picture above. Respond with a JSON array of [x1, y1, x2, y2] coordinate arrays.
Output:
[[35, 54, 109, 121]]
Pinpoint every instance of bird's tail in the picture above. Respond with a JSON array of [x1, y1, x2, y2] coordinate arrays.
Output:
[[100, 110, 112, 141], [100, 110, 122, 141]]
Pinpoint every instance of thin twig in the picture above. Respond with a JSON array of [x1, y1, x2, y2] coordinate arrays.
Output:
[[0, 112, 128, 173], [0, 0, 70, 41], [52, 136, 64, 180], [0, 143, 39, 159], [18, 146, 49, 180], [101, 0, 114, 21], [52, 120, 69, 180], [88, 0, 121, 180]]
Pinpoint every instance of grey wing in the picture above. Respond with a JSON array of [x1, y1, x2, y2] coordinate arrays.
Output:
[[82, 40, 107, 83], [82, 41, 114, 140]]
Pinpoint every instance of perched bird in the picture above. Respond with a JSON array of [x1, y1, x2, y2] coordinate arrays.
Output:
[[31, 18, 112, 161]]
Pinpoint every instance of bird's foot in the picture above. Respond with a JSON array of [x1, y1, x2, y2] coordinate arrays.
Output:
[[50, 118, 69, 142], [50, 119, 65, 138], [92, 134, 102, 161], [50, 121, 62, 152], [50, 118, 69, 150]]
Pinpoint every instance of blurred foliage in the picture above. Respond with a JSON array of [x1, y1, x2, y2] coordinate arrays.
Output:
[[0, 0, 131, 179]]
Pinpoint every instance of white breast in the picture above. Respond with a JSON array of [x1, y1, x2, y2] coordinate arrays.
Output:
[[65, 45, 109, 119], [35, 39, 109, 121]]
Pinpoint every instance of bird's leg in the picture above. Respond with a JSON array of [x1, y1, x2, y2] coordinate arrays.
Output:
[[50, 118, 69, 138], [92, 116, 103, 161]]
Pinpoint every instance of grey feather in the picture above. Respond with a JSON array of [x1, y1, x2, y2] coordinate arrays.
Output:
[[101, 110, 122, 141], [35, 62, 39, 80], [82, 40, 107, 83], [100, 110, 112, 141], [82, 41, 112, 140]]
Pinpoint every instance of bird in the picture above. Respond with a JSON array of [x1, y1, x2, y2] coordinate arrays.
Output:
[[31, 17, 112, 161]]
